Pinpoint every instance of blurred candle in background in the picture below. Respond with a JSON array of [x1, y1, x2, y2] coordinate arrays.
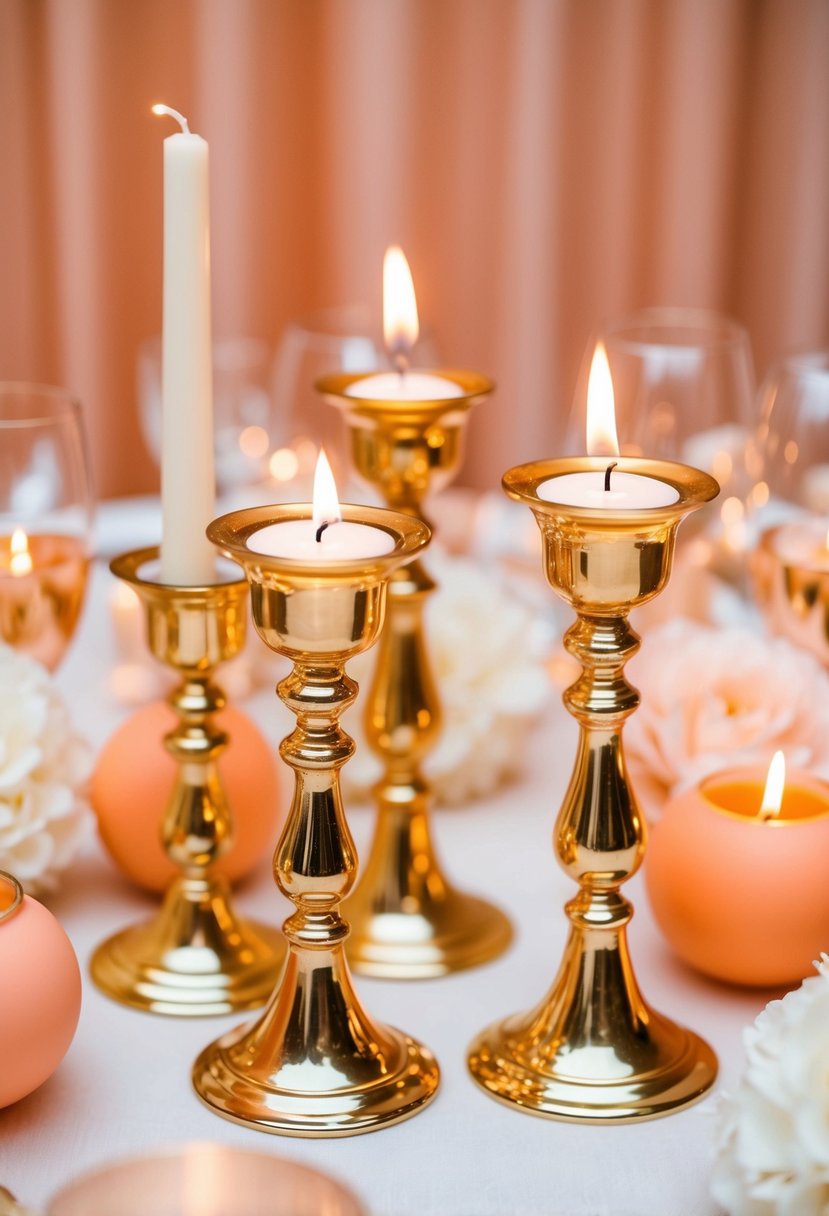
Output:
[[153, 104, 216, 585]]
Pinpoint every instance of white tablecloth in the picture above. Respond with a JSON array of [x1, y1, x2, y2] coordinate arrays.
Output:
[[0, 509, 768, 1216]]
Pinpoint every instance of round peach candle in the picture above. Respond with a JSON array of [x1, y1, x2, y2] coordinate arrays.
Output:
[[645, 759, 829, 987]]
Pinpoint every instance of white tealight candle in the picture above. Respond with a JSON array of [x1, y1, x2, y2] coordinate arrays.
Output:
[[344, 370, 463, 401], [771, 518, 829, 570], [344, 245, 465, 403], [544, 341, 681, 509], [539, 468, 680, 509], [248, 519, 395, 561], [246, 448, 396, 562]]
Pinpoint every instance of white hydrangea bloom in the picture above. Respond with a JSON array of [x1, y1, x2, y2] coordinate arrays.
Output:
[[712, 958, 829, 1215], [0, 644, 93, 891]]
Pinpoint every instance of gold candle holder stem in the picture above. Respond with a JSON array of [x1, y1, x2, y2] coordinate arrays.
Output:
[[193, 504, 440, 1137], [162, 673, 231, 875], [90, 547, 284, 1017], [319, 372, 512, 977]]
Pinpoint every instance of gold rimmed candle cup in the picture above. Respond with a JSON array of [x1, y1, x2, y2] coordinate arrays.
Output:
[[467, 455, 720, 1123], [193, 503, 440, 1136], [317, 368, 513, 979], [90, 547, 284, 1016]]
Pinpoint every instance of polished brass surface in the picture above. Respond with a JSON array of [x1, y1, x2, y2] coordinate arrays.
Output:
[[467, 457, 719, 1123], [0, 871, 23, 923], [754, 524, 829, 666], [193, 507, 440, 1136], [318, 371, 513, 977], [90, 547, 284, 1017]]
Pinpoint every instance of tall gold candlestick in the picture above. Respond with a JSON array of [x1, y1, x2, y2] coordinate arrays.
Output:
[[317, 371, 512, 978], [90, 548, 284, 1016], [193, 505, 440, 1135], [467, 457, 719, 1122]]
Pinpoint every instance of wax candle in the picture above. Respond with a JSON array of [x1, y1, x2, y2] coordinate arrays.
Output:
[[539, 344, 680, 509], [247, 450, 395, 561], [153, 104, 216, 585], [768, 517, 829, 570], [344, 246, 463, 402], [645, 751, 829, 986]]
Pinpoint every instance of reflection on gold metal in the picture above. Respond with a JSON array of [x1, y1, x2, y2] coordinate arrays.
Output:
[[468, 457, 719, 1123], [90, 548, 284, 1017], [193, 506, 440, 1136], [318, 371, 513, 978]]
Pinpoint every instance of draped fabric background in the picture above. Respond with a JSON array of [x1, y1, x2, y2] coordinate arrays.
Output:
[[1, 0, 828, 499]]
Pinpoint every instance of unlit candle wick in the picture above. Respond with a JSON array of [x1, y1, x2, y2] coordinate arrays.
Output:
[[604, 462, 618, 492]]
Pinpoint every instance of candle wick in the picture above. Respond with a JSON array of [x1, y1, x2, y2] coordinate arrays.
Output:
[[392, 350, 409, 376], [315, 522, 330, 543], [152, 104, 191, 134], [604, 462, 618, 492]]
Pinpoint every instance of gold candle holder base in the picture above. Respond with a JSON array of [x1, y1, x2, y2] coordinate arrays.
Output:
[[194, 506, 440, 1136], [319, 371, 512, 978], [90, 548, 284, 1017], [468, 459, 719, 1123]]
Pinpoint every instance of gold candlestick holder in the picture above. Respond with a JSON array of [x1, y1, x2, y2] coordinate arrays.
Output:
[[317, 371, 512, 978], [193, 505, 440, 1136], [467, 457, 720, 1122], [90, 547, 284, 1016]]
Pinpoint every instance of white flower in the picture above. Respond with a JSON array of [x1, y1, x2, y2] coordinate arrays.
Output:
[[0, 644, 93, 892], [712, 958, 829, 1215], [343, 551, 554, 806], [624, 619, 829, 819]]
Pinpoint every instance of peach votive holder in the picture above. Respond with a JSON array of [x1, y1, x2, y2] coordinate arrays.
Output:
[[644, 766, 829, 987]]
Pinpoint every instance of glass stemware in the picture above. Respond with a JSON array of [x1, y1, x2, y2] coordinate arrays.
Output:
[[746, 351, 829, 516], [0, 383, 94, 670], [271, 304, 441, 483], [567, 308, 757, 581], [570, 307, 756, 495], [137, 336, 278, 492]]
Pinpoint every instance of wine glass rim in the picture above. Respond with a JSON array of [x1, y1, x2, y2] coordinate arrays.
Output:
[[0, 382, 83, 427], [600, 307, 749, 350]]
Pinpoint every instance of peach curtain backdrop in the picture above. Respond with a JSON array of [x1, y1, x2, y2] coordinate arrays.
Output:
[[1, 0, 828, 499]]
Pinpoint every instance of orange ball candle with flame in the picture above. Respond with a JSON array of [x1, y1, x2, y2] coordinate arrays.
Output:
[[645, 751, 829, 987]]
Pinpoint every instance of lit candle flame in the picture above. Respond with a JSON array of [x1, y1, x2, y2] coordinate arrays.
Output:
[[312, 449, 342, 531], [586, 342, 620, 458], [10, 528, 32, 577], [759, 749, 786, 821], [383, 246, 419, 369], [151, 103, 191, 134]]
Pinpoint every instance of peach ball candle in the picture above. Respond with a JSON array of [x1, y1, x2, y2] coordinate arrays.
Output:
[[645, 751, 829, 987], [0, 873, 81, 1107]]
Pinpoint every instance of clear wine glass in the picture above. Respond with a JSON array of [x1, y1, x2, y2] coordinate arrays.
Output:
[[0, 383, 94, 670], [569, 308, 756, 568], [570, 308, 755, 481], [137, 336, 279, 492], [746, 351, 829, 516], [271, 304, 441, 485]]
